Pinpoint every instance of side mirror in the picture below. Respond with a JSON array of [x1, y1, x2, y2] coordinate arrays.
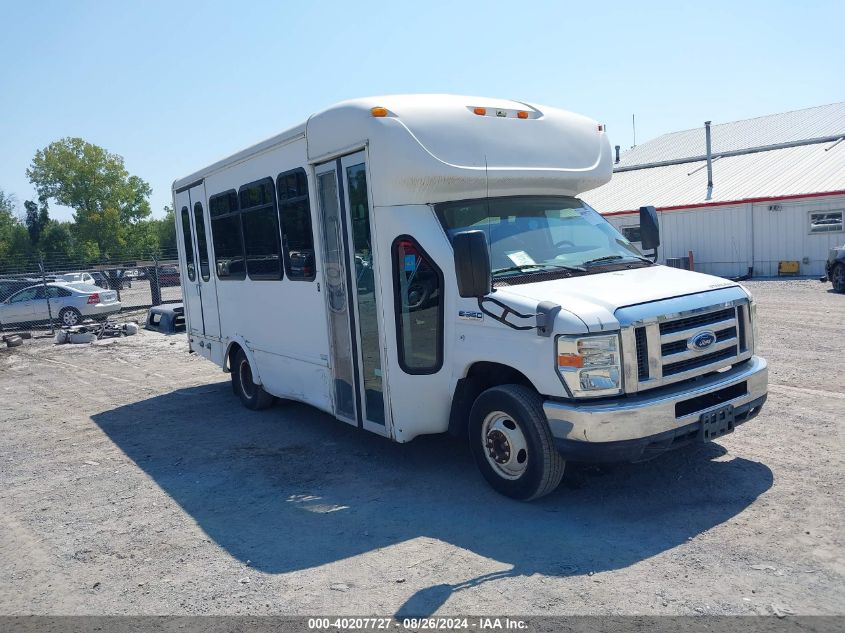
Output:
[[639, 205, 660, 256], [452, 230, 492, 298]]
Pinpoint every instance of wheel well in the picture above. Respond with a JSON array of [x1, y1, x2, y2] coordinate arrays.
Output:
[[225, 342, 243, 374], [447, 362, 537, 437]]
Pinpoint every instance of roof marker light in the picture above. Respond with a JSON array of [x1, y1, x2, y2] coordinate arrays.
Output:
[[371, 107, 388, 117], [598, 124, 605, 132], [473, 107, 487, 116], [517, 111, 529, 119]]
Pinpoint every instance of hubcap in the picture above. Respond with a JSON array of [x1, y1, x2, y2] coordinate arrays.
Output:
[[481, 411, 529, 480], [239, 359, 255, 399], [63, 311, 78, 326]]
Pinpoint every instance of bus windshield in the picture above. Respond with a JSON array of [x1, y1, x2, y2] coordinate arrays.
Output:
[[435, 196, 649, 279]]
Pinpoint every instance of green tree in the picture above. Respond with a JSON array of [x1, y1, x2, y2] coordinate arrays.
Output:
[[0, 189, 23, 267], [39, 221, 77, 264], [23, 196, 50, 247], [26, 137, 152, 258]]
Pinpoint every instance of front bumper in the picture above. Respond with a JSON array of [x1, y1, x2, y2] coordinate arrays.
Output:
[[544, 356, 768, 461]]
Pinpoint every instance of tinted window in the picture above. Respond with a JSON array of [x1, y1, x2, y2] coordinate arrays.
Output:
[[239, 178, 282, 280], [277, 169, 315, 281], [209, 191, 238, 217], [11, 287, 40, 302], [346, 163, 384, 423], [209, 191, 245, 280], [194, 202, 210, 281], [180, 206, 196, 281], [393, 237, 443, 374], [46, 286, 71, 298]]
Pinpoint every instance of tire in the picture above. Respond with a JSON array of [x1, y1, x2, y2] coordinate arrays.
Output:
[[469, 384, 565, 500], [406, 282, 431, 311], [58, 307, 83, 327], [832, 263, 845, 293], [231, 348, 275, 410]]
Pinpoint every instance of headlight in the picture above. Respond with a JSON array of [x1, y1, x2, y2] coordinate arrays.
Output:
[[557, 333, 623, 397]]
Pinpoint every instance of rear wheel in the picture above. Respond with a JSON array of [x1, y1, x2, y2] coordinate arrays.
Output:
[[231, 348, 275, 410], [832, 263, 845, 293], [59, 307, 82, 327], [469, 384, 565, 500]]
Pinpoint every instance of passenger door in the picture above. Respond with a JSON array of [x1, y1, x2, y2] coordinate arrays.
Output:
[[189, 184, 220, 338], [2, 287, 41, 324], [174, 185, 206, 337], [315, 152, 388, 435]]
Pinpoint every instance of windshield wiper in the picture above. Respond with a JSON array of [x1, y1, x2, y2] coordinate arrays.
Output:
[[493, 263, 586, 276], [582, 255, 653, 267]]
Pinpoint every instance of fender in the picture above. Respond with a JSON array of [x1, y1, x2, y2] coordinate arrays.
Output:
[[224, 335, 264, 386]]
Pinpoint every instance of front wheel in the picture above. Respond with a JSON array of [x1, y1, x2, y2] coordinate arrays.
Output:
[[469, 384, 565, 500], [231, 349, 275, 410], [832, 263, 845, 293]]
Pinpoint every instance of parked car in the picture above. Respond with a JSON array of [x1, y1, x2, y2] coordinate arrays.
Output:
[[87, 270, 133, 290], [58, 272, 97, 285], [156, 266, 181, 287], [0, 282, 121, 328], [0, 278, 42, 302], [825, 244, 845, 293]]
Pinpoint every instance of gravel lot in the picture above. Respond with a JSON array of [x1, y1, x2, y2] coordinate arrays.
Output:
[[0, 279, 842, 616]]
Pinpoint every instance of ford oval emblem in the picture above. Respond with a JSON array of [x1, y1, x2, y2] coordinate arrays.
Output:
[[688, 330, 717, 352]]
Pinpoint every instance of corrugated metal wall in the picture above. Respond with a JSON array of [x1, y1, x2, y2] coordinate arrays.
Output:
[[606, 194, 845, 277]]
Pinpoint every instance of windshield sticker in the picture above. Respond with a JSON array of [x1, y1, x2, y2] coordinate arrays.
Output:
[[576, 208, 604, 225], [404, 254, 417, 271], [506, 250, 536, 267]]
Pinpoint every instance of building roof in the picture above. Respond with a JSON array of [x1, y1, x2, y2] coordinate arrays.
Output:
[[583, 102, 845, 214], [615, 101, 845, 169]]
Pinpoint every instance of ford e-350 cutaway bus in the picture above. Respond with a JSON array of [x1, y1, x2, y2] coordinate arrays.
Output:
[[172, 94, 768, 500]]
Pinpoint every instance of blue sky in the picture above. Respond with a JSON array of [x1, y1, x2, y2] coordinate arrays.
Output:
[[1, 0, 842, 221]]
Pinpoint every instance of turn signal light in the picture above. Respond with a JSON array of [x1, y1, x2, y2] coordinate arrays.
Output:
[[557, 354, 584, 369], [517, 111, 529, 119], [473, 107, 487, 116], [371, 107, 388, 117]]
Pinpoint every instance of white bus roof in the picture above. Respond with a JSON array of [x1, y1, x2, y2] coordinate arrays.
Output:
[[173, 94, 612, 205]]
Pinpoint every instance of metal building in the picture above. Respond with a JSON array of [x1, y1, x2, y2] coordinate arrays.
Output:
[[583, 102, 845, 277]]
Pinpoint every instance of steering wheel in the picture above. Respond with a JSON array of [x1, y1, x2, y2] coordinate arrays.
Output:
[[554, 240, 575, 248]]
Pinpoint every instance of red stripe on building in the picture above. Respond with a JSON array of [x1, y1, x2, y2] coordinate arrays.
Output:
[[601, 189, 845, 217]]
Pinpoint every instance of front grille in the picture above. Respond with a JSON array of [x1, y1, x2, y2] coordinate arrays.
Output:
[[663, 345, 737, 376], [737, 305, 747, 351], [627, 302, 750, 392], [661, 325, 737, 356], [659, 307, 735, 335], [635, 327, 649, 380]]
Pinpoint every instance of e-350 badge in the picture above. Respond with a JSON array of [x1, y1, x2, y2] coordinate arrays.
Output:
[[459, 310, 483, 321]]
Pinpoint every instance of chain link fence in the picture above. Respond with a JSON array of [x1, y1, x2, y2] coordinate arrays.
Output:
[[0, 248, 183, 336]]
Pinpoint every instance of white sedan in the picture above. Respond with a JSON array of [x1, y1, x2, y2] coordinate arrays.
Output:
[[58, 272, 97, 285], [0, 282, 121, 328]]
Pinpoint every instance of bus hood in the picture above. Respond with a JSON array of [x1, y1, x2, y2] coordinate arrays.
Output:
[[495, 265, 742, 332]]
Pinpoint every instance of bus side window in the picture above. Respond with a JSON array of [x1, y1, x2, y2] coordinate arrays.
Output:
[[209, 191, 245, 280], [392, 236, 444, 374], [277, 168, 316, 281], [239, 178, 283, 281]]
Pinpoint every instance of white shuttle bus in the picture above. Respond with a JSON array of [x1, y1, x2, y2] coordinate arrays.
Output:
[[172, 95, 768, 500]]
